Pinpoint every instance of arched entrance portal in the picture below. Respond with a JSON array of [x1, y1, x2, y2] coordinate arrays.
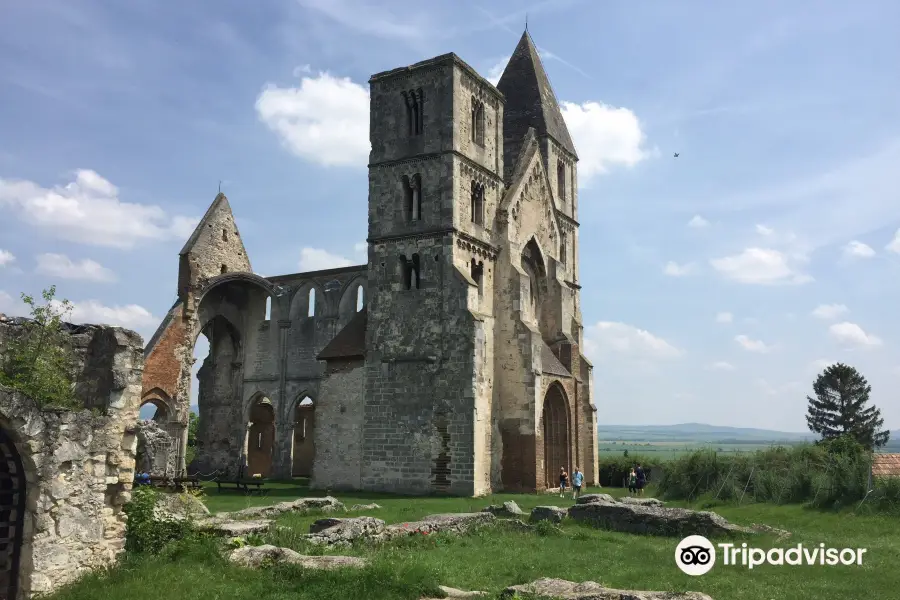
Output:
[[0, 427, 26, 600], [542, 384, 570, 488], [246, 396, 275, 478], [292, 396, 315, 477]]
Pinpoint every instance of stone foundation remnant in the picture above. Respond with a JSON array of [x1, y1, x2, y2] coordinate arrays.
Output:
[[135, 419, 176, 477], [0, 316, 143, 598]]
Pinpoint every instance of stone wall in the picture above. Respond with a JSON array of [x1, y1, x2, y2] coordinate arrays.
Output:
[[310, 359, 365, 490], [0, 317, 143, 598]]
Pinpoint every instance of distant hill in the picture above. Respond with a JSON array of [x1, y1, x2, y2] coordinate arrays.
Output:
[[597, 423, 816, 443]]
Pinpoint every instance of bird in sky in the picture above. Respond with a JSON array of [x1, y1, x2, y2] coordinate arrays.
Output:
[[674, 152, 680, 157]]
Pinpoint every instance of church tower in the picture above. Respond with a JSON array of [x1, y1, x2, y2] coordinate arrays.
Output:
[[361, 53, 504, 496]]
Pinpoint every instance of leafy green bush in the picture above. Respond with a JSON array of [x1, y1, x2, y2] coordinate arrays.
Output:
[[0, 286, 80, 409], [655, 443, 897, 512], [124, 486, 195, 554], [597, 454, 664, 487]]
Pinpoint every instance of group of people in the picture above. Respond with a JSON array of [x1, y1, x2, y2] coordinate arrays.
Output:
[[626, 463, 646, 495], [556, 462, 647, 498], [557, 466, 585, 499]]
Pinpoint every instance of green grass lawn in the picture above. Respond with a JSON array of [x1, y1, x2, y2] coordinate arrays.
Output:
[[47, 481, 899, 600]]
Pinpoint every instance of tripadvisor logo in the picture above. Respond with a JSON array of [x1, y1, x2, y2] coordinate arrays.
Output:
[[675, 536, 867, 575]]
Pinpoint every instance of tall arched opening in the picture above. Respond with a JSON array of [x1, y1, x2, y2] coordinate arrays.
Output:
[[246, 395, 275, 478], [292, 396, 315, 477], [542, 383, 570, 488], [0, 427, 26, 600]]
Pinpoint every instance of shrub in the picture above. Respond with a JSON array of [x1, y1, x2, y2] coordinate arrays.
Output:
[[124, 486, 195, 554], [655, 443, 884, 511], [0, 286, 80, 410], [597, 454, 664, 487]]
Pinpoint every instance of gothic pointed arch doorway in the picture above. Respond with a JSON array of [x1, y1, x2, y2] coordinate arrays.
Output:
[[246, 394, 275, 478], [542, 383, 570, 489], [0, 427, 26, 600], [292, 395, 315, 477]]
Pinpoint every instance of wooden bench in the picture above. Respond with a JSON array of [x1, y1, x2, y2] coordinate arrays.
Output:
[[214, 478, 267, 494], [171, 476, 202, 491]]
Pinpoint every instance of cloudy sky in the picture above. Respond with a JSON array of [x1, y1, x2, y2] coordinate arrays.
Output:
[[1, 0, 899, 432]]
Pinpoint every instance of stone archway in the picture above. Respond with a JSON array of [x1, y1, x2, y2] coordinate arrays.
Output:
[[0, 427, 26, 600], [292, 396, 315, 477], [246, 396, 275, 478], [542, 383, 570, 488]]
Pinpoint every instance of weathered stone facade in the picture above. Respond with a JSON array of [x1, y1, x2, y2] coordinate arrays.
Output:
[[0, 317, 143, 599], [141, 30, 598, 495]]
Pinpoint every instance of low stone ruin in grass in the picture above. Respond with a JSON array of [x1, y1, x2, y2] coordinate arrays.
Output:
[[501, 578, 715, 600]]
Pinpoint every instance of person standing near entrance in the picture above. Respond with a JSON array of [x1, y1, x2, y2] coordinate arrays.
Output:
[[571, 467, 583, 500], [559, 466, 569, 497]]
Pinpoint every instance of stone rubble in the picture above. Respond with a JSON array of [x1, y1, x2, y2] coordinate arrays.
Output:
[[213, 496, 345, 521], [529, 506, 568, 523], [421, 585, 488, 599], [198, 519, 273, 537], [134, 419, 176, 477], [619, 497, 664, 507], [481, 500, 525, 517], [568, 500, 753, 538], [306, 513, 495, 547], [501, 578, 715, 599], [228, 544, 368, 570], [349, 503, 382, 511]]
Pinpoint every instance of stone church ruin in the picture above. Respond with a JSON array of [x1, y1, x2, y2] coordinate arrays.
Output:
[[0, 316, 144, 599], [141, 31, 599, 495]]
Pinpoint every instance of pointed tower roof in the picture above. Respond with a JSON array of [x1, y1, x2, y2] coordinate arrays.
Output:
[[180, 192, 231, 256], [497, 31, 578, 160]]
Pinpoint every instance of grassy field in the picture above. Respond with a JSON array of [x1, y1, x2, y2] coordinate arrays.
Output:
[[45, 480, 899, 600], [597, 440, 778, 459]]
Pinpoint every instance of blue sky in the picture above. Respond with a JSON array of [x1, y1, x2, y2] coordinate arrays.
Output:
[[1, 0, 899, 432]]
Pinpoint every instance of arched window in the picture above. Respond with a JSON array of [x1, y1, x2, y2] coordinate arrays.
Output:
[[470, 181, 484, 225], [470, 259, 484, 297], [402, 89, 424, 136], [403, 174, 422, 222], [557, 160, 566, 206], [559, 231, 567, 265], [400, 254, 421, 290], [265, 296, 272, 321], [308, 288, 316, 317], [220, 264, 227, 274], [471, 97, 485, 146], [223, 228, 228, 242], [356, 285, 364, 311]]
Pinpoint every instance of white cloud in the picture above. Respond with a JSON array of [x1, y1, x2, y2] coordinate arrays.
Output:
[[811, 303, 848, 320], [809, 358, 836, 372], [663, 261, 696, 276], [583, 321, 682, 360], [485, 56, 509, 86], [298, 247, 356, 271], [755, 224, 775, 236], [687, 215, 709, 228], [0, 249, 14, 267], [61, 300, 157, 331], [0, 290, 155, 334], [559, 101, 651, 184], [735, 334, 770, 353], [0, 170, 197, 249], [710, 248, 812, 285], [353, 241, 367, 254], [710, 361, 735, 371], [843, 240, 875, 258], [255, 72, 370, 168], [715, 311, 733, 324], [828, 322, 882, 348], [887, 229, 900, 254], [0, 290, 18, 314], [35, 253, 116, 282]]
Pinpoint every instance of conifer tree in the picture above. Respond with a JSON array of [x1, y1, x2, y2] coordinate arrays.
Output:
[[806, 363, 889, 451]]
